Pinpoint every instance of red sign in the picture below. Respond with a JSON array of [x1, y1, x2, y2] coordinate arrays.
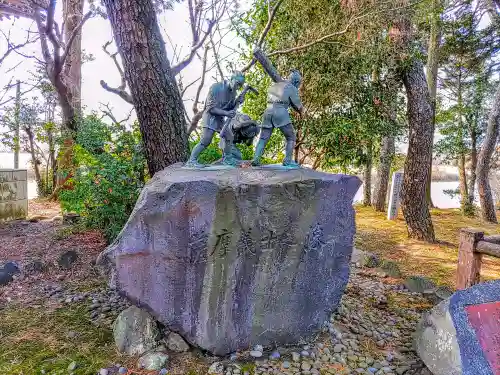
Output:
[[466, 302, 500, 375]]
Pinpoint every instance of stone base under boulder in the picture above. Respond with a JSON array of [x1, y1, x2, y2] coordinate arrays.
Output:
[[98, 164, 361, 355]]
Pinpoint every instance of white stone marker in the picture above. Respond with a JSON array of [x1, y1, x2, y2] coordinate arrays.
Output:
[[0, 169, 28, 221], [387, 171, 403, 220]]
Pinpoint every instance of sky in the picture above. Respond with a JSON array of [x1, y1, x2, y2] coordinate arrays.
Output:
[[0, 0, 247, 127]]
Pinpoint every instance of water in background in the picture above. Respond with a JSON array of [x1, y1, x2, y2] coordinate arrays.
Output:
[[0, 152, 469, 208], [354, 181, 472, 209]]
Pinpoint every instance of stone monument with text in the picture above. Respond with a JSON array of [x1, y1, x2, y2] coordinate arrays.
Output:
[[387, 171, 403, 220], [98, 164, 361, 355]]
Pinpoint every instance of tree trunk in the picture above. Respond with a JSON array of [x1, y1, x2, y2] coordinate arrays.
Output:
[[25, 126, 42, 192], [373, 136, 395, 211], [456, 74, 470, 214], [468, 126, 477, 205], [401, 58, 436, 242], [103, 0, 188, 176], [62, 0, 84, 118], [425, 0, 442, 208], [458, 152, 469, 210], [476, 84, 500, 223], [363, 140, 373, 206]]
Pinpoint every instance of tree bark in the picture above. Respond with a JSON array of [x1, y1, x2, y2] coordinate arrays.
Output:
[[25, 126, 42, 192], [401, 58, 436, 242], [103, 0, 189, 176], [363, 140, 373, 206], [468, 126, 477, 205], [458, 152, 469, 210], [476, 84, 500, 223], [425, 0, 442, 208], [62, 0, 84, 118], [373, 136, 395, 211]]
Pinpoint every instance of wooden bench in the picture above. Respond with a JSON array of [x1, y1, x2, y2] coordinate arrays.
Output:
[[457, 228, 500, 289]]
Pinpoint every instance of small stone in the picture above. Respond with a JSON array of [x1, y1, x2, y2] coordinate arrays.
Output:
[[57, 250, 79, 269], [376, 340, 385, 347], [90, 303, 101, 310], [333, 344, 344, 353], [166, 332, 190, 352], [137, 352, 169, 370], [0, 271, 13, 286], [368, 368, 377, 374], [379, 260, 402, 278], [269, 351, 280, 360], [282, 361, 291, 369], [208, 362, 223, 374], [396, 367, 410, 375], [159, 369, 168, 375], [65, 297, 73, 303], [99, 369, 109, 375], [301, 350, 309, 357], [229, 353, 238, 361], [301, 362, 312, 371], [2, 261, 20, 276], [118, 367, 127, 374], [67, 361, 78, 371], [254, 344, 263, 352], [404, 276, 436, 294], [250, 350, 263, 358], [291, 352, 300, 362]]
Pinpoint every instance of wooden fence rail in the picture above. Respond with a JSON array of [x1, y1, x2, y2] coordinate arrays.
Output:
[[457, 228, 500, 289]]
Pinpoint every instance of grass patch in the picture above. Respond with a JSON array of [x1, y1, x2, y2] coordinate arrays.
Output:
[[0, 304, 126, 375], [355, 206, 500, 288]]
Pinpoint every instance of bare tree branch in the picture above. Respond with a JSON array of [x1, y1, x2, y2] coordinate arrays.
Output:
[[0, 27, 39, 65], [100, 39, 134, 104], [188, 45, 210, 134], [99, 102, 134, 125], [171, 19, 215, 76], [240, 0, 285, 72], [210, 31, 224, 79], [100, 80, 134, 104]]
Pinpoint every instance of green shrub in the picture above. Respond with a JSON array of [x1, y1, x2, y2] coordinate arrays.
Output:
[[60, 116, 146, 242]]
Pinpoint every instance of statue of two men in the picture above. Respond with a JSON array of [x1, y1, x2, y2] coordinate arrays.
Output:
[[187, 69, 304, 168]]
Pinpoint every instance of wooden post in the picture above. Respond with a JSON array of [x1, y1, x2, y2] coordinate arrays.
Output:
[[457, 229, 484, 290]]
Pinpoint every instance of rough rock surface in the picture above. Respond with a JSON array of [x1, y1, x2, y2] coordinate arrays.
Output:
[[113, 306, 160, 355], [98, 163, 361, 355], [415, 299, 461, 375], [415, 280, 500, 375]]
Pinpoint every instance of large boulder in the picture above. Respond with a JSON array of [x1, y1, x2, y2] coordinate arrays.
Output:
[[98, 163, 361, 355], [415, 280, 500, 375]]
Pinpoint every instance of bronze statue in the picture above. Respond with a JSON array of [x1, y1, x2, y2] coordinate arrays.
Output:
[[186, 72, 246, 168], [251, 70, 304, 167], [219, 113, 259, 165]]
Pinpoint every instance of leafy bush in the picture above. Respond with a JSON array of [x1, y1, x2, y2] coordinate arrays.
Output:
[[60, 116, 146, 242]]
